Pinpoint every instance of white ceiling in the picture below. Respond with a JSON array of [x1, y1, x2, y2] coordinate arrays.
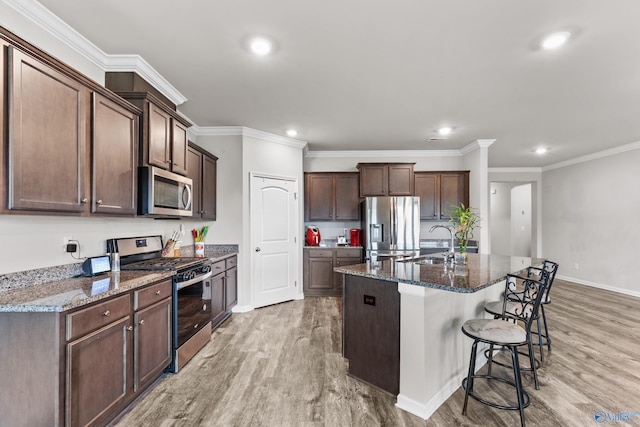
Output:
[[36, 0, 640, 167]]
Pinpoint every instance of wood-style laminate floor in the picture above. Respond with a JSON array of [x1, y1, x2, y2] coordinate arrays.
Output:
[[112, 280, 640, 426]]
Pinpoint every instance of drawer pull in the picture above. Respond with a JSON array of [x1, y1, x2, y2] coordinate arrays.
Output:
[[155, 290, 161, 295], [194, 324, 199, 329], [139, 319, 145, 326], [103, 310, 110, 317]]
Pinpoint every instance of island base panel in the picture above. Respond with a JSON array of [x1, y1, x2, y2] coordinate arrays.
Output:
[[343, 275, 400, 395]]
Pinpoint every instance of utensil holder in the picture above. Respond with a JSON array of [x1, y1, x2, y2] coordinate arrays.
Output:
[[194, 242, 205, 257]]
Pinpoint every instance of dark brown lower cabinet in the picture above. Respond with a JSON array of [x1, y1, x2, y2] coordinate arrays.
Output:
[[303, 247, 363, 296], [210, 272, 227, 327], [0, 278, 172, 427], [67, 316, 130, 427], [210, 255, 238, 329], [134, 298, 172, 392], [225, 266, 238, 311]]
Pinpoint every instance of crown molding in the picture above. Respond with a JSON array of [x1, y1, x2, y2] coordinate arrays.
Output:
[[542, 140, 640, 172], [459, 139, 496, 155], [103, 55, 187, 105], [3, 0, 187, 106], [305, 149, 461, 158], [2, 0, 106, 69], [192, 126, 307, 149], [242, 127, 307, 149], [488, 167, 542, 173]]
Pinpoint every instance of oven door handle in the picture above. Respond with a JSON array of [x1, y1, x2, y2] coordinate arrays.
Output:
[[175, 271, 213, 290]]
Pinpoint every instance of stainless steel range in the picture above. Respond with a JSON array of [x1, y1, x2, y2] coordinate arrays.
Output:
[[108, 235, 212, 373]]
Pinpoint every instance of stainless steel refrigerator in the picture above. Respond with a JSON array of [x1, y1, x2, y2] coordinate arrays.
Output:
[[362, 196, 420, 261]]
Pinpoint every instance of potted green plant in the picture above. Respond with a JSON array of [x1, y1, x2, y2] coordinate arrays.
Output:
[[449, 203, 479, 264]]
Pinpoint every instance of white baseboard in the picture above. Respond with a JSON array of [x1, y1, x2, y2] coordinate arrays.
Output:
[[396, 346, 489, 419], [231, 304, 254, 313], [557, 275, 640, 298]]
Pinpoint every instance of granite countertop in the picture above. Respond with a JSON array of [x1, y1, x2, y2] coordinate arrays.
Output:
[[0, 249, 238, 313], [304, 239, 363, 249], [334, 253, 543, 293]]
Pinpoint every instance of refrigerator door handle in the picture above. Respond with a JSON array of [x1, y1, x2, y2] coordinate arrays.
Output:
[[390, 201, 397, 248]]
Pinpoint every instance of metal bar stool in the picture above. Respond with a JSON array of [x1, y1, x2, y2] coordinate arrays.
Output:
[[533, 260, 559, 356], [485, 260, 558, 362], [461, 274, 548, 427]]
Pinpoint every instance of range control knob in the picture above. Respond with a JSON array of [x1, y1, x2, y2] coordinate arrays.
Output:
[[181, 270, 196, 282], [201, 264, 211, 274]]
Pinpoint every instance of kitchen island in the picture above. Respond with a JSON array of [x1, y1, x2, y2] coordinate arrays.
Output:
[[335, 253, 543, 420]]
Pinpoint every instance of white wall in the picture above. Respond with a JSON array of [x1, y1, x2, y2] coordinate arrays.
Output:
[[462, 143, 490, 253], [490, 182, 513, 255], [542, 147, 640, 294], [194, 135, 243, 245], [0, 215, 215, 274], [510, 184, 531, 257], [304, 153, 463, 172]]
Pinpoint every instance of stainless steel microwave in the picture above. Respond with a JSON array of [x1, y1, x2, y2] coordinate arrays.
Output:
[[139, 166, 193, 217]]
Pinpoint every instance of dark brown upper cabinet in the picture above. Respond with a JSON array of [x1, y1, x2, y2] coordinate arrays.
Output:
[[2, 29, 141, 217], [304, 172, 360, 221], [109, 92, 192, 176], [171, 121, 188, 175], [91, 92, 139, 215], [357, 163, 415, 197], [6, 46, 89, 213], [414, 171, 469, 220], [186, 142, 217, 220]]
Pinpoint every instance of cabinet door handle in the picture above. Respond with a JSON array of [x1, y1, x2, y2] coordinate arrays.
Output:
[[96, 200, 102, 205], [139, 319, 145, 325], [103, 310, 110, 317], [255, 247, 261, 252], [81, 198, 88, 204], [126, 326, 133, 331]]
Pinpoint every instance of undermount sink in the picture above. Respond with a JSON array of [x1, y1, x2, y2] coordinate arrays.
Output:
[[398, 254, 446, 265]]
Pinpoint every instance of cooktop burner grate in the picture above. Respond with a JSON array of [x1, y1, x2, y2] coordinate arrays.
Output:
[[120, 257, 204, 271]]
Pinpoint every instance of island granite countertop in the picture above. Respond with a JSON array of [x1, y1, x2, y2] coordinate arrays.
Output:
[[334, 252, 543, 293], [0, 250, 237, 313]]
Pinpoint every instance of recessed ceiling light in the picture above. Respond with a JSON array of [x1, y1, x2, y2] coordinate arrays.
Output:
[[541, 31, 571, 50], [286, 129, 298, 137], [438, 127, 452, 136], [249, 37, 273, 56], [535, 147, 548, 155]]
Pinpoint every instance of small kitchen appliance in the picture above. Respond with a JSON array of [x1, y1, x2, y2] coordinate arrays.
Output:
[[306, 226, 321, 246], [350, 228, 361, 246]]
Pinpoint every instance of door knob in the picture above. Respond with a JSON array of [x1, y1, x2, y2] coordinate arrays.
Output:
[[255, 247, 261, 252]]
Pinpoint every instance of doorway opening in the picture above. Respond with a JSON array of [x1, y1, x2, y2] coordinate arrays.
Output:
[[489, 182, 533, 257]]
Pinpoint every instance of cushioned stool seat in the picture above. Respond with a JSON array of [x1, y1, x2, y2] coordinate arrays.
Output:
[[462, 318, 526, 343]]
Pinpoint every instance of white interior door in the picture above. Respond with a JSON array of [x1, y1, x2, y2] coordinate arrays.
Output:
[[251, 174, 298, 309]]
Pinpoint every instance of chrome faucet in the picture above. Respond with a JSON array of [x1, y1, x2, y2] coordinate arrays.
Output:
[[429, 224, 455, 261]]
